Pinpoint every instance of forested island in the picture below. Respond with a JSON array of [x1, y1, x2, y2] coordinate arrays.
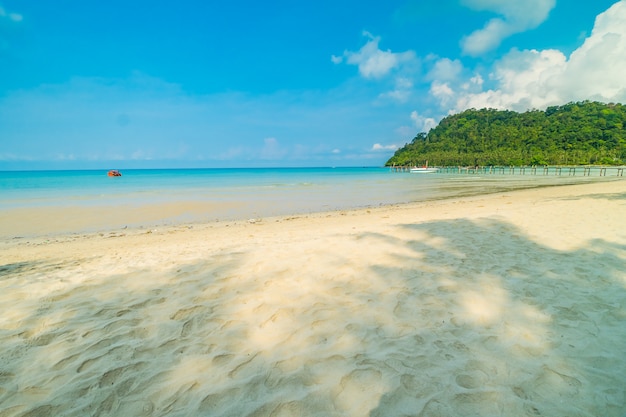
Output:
[[386, 101, 626, 167]]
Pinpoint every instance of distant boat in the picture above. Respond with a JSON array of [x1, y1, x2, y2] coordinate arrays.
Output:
[[410, 161, 438, 173], [410, 167, 438, 173], [107, 170, 122, 177]]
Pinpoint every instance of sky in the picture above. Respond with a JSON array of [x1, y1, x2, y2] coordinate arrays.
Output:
[[1, 0, 625, 169]]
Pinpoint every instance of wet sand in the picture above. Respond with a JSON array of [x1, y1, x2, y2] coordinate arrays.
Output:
[[1, 180, 625, 416]]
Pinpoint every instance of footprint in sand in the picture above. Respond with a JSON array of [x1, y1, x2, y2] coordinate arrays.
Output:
[[454, 359, 494, 389], [534, 365, 582, 395], [455, 373, 486, 389], [419, 398, 453, 416], [400, 373, 441, 400], [334, 368, 384, 413], [450, 391, 502, 415]]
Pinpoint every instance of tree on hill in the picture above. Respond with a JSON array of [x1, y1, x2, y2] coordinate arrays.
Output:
[[386, 101, 626, 167]]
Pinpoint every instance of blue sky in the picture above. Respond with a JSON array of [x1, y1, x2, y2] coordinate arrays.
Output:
[[1, 0, 625, 169]]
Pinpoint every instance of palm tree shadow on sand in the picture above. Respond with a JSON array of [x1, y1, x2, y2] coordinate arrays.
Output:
[[2, 215, 625, 417], [365, 218, 625, 417]]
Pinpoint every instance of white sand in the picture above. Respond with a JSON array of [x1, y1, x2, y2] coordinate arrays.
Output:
[[1, 180, 625, 416]]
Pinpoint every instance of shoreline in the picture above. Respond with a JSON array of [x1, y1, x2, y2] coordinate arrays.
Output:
[[1, 179, 626, 416], [1, 176, 622, 243]]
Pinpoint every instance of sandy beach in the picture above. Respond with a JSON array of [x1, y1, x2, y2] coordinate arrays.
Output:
[[1, 179, 625, 416]]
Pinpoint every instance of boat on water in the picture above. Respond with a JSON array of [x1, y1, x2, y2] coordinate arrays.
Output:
[[410, 162, 438, 173], [410, 166, 438, 173], [107, 170, 122, 177]]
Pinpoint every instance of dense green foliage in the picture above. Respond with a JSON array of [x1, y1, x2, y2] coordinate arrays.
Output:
[[386, 101, 626, 167]]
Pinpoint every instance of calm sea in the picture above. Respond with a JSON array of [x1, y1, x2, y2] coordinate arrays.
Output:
[[0, 167, 614, 231]]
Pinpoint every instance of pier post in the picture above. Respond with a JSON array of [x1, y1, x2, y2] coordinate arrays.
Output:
[[395, 165, 626, 177]]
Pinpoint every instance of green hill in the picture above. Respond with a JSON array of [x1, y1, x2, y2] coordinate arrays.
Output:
[[386, 101, 626, 167]]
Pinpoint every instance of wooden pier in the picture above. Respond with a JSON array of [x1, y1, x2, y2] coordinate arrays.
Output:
[[389, 165, 625, 177]]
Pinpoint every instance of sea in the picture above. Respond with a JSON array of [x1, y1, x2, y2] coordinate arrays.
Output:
[[0, 167, 619, 235]]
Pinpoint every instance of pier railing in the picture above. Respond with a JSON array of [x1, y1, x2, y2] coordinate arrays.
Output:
[[389, 165, 625, 177]]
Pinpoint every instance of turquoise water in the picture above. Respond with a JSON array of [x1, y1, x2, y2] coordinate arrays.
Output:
[[0, 167, 616, 225], [0, 168, 421, 210]]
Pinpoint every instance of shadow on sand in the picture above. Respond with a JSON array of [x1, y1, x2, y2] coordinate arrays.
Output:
[[1, 214, 625, 417]]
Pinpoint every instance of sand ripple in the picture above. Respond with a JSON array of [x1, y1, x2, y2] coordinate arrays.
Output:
[[1, 181, 626, 416]]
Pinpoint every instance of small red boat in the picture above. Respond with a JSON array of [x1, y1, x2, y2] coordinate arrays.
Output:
[[107, 170, 122, 177]]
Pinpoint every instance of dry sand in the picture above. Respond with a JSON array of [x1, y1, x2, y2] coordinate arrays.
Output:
[[1, 180, 625, 416]]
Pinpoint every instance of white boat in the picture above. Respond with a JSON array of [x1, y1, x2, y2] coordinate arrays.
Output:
[[410, 162, 438, 173], [410, 166, 438, 173]]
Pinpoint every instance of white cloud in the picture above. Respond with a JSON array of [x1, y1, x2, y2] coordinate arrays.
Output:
[[410, 111, 437, 133], [427, 58, 464, 81], [335, 31, 416, 79], [430, 81, 456, 108], [431, 1, 626, 113], [460, 0, 556, 56], [463, 74, 484, 91], [454, 48, 567, 111], [378, 77, 414, 102], [371, 143, 398, 151], [560, 1, 626, 100]]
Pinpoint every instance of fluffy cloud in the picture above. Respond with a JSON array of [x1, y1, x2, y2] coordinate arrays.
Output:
[[460, 0, 556, 55], [371, 143, 398, 151], [334, 31, 416, 79], [432, 1, 626, 112], [426, 58, 464, 81], [378, 77, 414, 103], [455, 48, 567, 111], [560, 1, 626, 101], [410, 111, 437, 133]]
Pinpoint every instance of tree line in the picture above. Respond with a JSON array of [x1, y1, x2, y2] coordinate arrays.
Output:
[[386, 101, 626, 167]]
